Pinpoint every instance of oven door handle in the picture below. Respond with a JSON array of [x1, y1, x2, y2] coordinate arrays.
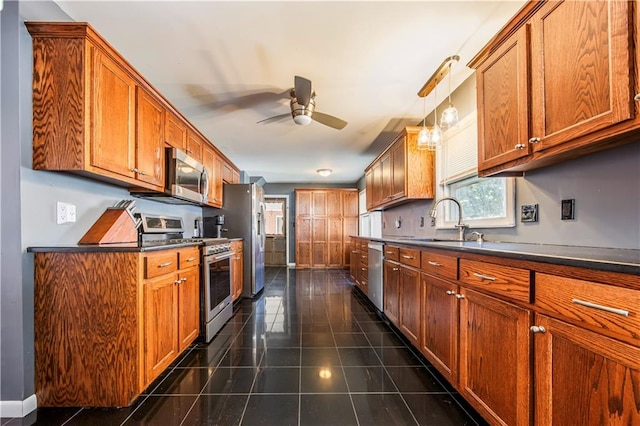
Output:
[[205, 252, 233, 262]]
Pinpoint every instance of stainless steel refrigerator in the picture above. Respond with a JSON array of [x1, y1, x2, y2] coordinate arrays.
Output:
[[217, 183, 265, 297]]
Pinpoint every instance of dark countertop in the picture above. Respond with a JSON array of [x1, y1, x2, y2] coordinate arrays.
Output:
[[27, 240, 203, 253], [361, 237, 640, 275]]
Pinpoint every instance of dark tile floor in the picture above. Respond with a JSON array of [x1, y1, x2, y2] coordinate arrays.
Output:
[[2, 267, 487, 426]]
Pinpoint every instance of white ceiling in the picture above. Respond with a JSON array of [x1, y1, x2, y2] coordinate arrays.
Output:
[[41, 0, 526, 184]]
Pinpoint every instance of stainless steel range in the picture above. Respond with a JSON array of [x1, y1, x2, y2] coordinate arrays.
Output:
[[137, 213, 233, 342]]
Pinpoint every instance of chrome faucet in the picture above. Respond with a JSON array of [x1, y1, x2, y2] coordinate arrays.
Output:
[[468, 231, 484, 243], [428, 197, 468, 242]]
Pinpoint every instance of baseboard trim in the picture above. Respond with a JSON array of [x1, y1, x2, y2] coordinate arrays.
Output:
[[0, 394, 37, 418]]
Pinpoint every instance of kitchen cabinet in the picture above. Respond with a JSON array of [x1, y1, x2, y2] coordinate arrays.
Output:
[[165, 109, 187, 150], [32, 246, 200, 407], [458, 287, 531, 426], [295, 189, 358, 268], [382, 246, 400, 327], [364, 126, 435, 210], [186, 130, 204, 163], [143, 246, 200, 385], [202, 144, 223, 208], [135, 87, 165, 187], [26, 22, 241, 196], [532, 315, 640, 426], [349, 238, 361, 285], [223, 161, 241, 184], [398, 247, 421, 347], [471, 0, 638, 177], [231, 240, 244, 301]]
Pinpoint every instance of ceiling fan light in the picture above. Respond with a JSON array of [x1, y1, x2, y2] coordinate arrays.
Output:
[[293, 114, 313, 126], [317, 169, 332, 177]]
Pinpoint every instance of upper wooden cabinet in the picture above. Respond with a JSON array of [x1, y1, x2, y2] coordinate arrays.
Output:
[[202, 144, 223, 208], [26, 22, 240, 196], [471, 0, 638, 176], [164, 110, 187, 150], [365, 126, 435, 210]]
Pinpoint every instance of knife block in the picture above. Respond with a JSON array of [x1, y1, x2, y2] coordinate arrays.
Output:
[[78, 208, 138, 244]]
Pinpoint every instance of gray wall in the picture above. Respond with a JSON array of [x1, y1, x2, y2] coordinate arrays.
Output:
[[263, 182, 358, 263], [381, 141, 640, 249], [1, 0, 203, 408]]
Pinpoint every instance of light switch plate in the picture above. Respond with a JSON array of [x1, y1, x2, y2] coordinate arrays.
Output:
[[521, 204, 538, 222], [561, 199, 575, 220]]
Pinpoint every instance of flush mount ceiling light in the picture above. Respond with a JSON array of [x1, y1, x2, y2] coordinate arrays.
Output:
[[317, 169, 332, 177]]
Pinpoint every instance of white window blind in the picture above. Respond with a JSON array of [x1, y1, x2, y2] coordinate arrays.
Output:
[[438, 112, 478, 185]]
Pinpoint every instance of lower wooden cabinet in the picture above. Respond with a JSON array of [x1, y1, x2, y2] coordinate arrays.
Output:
[[33, 246, 200, 407], [383, 258, 400, 326], [398, 265, 420, 347], [231, 240, 243, 301], [458, 287, 531, 426], [420, 273, 458, 385], [532, 314, 640, 426]]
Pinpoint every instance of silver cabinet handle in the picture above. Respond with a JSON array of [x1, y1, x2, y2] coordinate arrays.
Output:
[[392, 268, 399, 271], [528, 137, 541, 144], [352, 250, 358, 253], [530, 325, 546, 334], [402, 255, 414, 259], [385, 251, 395, 254], [138, 170, 147, 176], [456, 294, 465, 299], [572, 299, 629, 317], [185, 257, 197, 262], [634, 93, 640, 102], [362, 255, 367, 258], [158, 262, 173, 268], [428, 261, 442, 267], [473, 273, 496, 281], [446, 290, 456, 296], [174, 279, 181, 285], [361, 268, 367, 271], [515, 143, 525, 150], [130, 168, 139, 173]]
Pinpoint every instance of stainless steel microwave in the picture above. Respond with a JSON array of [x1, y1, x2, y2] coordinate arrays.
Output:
[[131, 147, 209, 205]]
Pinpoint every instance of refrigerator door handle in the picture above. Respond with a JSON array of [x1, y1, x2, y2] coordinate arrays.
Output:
[[258, 202, 266, 251]]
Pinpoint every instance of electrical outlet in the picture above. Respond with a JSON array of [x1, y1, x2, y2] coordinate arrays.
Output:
[[430, 217, 436, 227], [419, 216, 424, 227], [56, 202, 76, 224]]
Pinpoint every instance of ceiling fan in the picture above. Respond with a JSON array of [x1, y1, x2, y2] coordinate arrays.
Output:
[[256, 76, 347, 130]]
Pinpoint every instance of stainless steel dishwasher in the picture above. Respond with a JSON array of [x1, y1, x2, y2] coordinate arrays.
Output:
[[367, 242, 384, 311]]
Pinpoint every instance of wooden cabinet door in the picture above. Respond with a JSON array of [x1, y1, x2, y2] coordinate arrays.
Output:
[[296, 190, 312, 216], [311, 217, 327, 267], [186, 130, 203, 162], [349, 245, 360, 282], [342, 217, 358, 267], [135, 87, 164, 187], [530, 0, 632, 152], [342, 191, 358, 217], [420, 274, 458, 385], [326, 191, 342, 216], [390, 139, 405, 200], [90, 48, 136, 178], [383, 260, 400, 326], [399, 266, 421, 347], [177, 267, 199, 352], [144, 275, 178, 384], [380, 152, 392, 202], [476, 25, 530, 172], [371, 162, 383, 207], [164, 110, 187, 150], [312, 191, 327, 216], [202, 145, 222, 207], [533, 314, 640, 426], [295, 217, 312, 268], [365, 170, 373, 210], [327, 218, 343, 267], [458, 287, 531, 426]]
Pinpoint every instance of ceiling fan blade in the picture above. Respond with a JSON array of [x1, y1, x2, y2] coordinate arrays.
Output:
[[313, 111, 348, 130], [256, 113, 291, 125], [294, 75, 312, 107]]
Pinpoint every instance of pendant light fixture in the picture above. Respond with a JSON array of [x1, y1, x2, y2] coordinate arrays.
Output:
[[427, 85, 442, 151], [417, 95, 430, 150], [440, 62, 459, 129]]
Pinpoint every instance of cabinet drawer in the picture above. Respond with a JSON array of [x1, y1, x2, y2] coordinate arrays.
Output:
[[384, 246, 399, 261], [178, 247, 200, 269], [360, 252, 369, 266], [145, 251, 178, 279], [459, 259, 530, 303], [535, 273, 640, 344], [399, 247, 420, 268], [421, 252, 457, 281]]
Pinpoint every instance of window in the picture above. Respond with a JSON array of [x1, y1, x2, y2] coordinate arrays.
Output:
[[435, 113, 515, 229]]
